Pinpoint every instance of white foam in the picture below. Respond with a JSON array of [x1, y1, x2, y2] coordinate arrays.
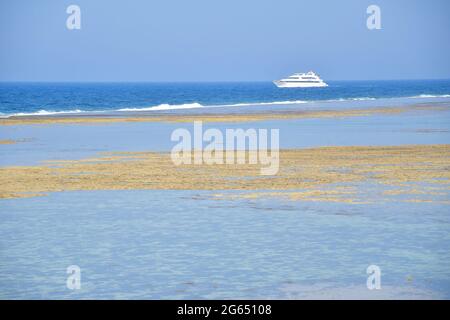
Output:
[[350, 97, 377, 101], [1, 109, 86, 118], [221, 100, 308, 107], [117, 102, 204, 112], [330, 97, 377, 102], [409, 94, 450, 98]]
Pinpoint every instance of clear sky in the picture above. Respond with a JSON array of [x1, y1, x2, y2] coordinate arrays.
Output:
[[1, 0, 449, 81]]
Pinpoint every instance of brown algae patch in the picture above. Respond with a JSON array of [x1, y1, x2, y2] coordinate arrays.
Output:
[[1, 145, 450, 202], [0, 105, 443, 126], [0, 192, 47, 199], [0, 139, 16, 145]]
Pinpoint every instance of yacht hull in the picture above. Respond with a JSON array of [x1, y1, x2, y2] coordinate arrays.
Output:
[[273, 81, 328, 88]]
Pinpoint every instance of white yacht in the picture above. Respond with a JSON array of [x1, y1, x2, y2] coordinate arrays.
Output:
[[273, 71, 328, 88]]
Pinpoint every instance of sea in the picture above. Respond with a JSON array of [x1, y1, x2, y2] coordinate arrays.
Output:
[[1, 80, 450, 299], [1, 80, 450, 117]]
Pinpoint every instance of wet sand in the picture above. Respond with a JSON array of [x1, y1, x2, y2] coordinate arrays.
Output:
[[0, 105, 444, 126]]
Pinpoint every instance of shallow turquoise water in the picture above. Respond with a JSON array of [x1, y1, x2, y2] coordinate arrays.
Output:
[[0, 190, 449, 299]]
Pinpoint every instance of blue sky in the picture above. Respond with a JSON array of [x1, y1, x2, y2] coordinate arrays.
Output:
[[1, 0, 449, 81]]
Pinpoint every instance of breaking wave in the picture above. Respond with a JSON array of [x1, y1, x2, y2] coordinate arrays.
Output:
[[409, 94, 450, 98], [0, 109, 86, 118], [2, 94, 450, 117], [117, 102, 204, 111]]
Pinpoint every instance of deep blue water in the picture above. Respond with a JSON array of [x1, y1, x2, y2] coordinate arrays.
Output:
[[1, 80, 450, 116]]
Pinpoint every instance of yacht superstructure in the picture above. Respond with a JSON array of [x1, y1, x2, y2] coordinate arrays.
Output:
[[273, 71, 328, 88]]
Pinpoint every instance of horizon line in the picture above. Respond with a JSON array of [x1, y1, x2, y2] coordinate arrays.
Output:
[[1, 78, 450, 84]]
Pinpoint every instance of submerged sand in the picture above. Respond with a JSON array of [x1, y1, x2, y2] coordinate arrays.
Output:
[[1, 145, 449, 202]]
